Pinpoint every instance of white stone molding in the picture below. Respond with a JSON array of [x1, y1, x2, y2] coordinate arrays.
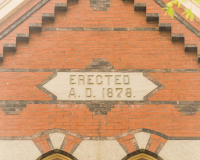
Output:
[[134, 132, 151, 149], [0, 140, 41, 160], [73, 140, 127, 160], [159, 140, 200, 160], [49, 132, 66, 149]]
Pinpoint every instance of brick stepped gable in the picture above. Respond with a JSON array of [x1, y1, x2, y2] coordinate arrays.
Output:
[[0, 0, 200, 63], [131, 0, 200, 62], [0, 0, 67, 62]]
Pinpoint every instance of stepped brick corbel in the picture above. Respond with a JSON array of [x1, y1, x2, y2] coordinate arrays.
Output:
[[29, 23, 42, 31], [0, 53, 3, 62], [146, 13, 159, 21], [16, 33, 29, 42], [171, 33, 184, 42], [3, 43, 16, 52], [198, 54, 200, 63], [134, 3, 146, 11], [42, 13, 55, 21], [0, 1, 67, 62], [158, 23, 171, 31], [133, 0, 200, 62], [55, 3, 67, 11], [185, 44, 198, 52]]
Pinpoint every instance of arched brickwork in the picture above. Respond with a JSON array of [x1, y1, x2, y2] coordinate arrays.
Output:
[[146, 134, 167, 154], [32, 129, 82, 155], [116, 129, 168, 155]]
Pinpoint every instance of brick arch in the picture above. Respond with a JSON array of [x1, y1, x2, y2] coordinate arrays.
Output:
[[146, 134, 167, 154], [31, 129, 83, 155], [116, 128, 168, 155], [36, 149, 78, 160], [122, 149, 164, 160]]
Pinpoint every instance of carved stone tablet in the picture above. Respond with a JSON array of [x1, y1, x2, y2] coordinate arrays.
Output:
[[43, 72, 158, 101]]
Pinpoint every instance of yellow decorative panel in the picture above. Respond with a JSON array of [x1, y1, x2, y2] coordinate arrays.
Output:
[[127, 153, 157, 160], [42, 153, 72, 160]]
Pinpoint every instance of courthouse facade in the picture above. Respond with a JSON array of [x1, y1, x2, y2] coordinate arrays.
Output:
[[0, 0, 200, 159]]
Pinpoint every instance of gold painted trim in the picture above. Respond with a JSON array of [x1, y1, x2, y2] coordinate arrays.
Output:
[[127, 153, 157, 160], [42, 153, 72, 160]]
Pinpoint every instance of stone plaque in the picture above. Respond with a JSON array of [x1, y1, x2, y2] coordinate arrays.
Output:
[[43, 72, 158, 101]]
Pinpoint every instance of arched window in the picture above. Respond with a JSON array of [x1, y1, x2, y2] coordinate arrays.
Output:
[[41, 153, 72, 160], [36, 149, 77, 160], [122, 149, 163, 160]]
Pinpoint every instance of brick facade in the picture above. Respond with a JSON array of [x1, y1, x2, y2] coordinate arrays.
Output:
[[0, 0, 200, 159]]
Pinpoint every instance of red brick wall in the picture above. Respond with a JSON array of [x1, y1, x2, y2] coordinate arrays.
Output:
[[0, 0, 200, 146], [0, 103, 198, 137]]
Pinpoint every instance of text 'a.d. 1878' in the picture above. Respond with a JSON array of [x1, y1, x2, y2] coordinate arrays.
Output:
[[43, 72, 158, 101]]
